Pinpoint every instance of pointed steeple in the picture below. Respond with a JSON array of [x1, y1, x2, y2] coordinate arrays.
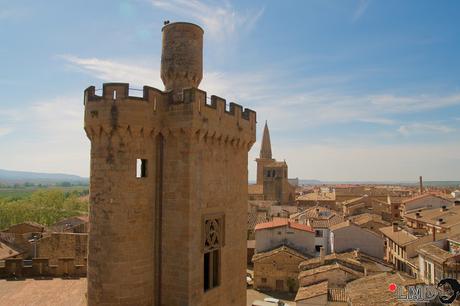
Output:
[[260, 121, 272, 159]]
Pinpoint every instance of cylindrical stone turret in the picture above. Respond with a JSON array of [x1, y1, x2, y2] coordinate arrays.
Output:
[[161, 22, 203, 94]]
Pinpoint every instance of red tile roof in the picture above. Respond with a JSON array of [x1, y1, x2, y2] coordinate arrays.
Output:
[[403, 193, 449, 204], [254, 218, 314, 233]]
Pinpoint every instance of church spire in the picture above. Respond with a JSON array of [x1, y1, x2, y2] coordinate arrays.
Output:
[[260, 121, 272, 159]]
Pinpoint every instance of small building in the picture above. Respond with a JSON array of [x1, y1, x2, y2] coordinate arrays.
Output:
[[290, 206, 343, 254], [0, 222, 46, 257], [35, 232, 87, 265], [401, 193, 453, 215], [417, 239, 460, 284], [298, 263, 363, 288], [404, 204, 460, 236], [387, 195, 403, 221], [51, 215, 89, 233], [379, 224, 445, 277], [330, 221, 385, 259], [254, 218, 316, 256], [348, 213, 390, 235], [252, 245, 308, 292], [295, 281, 329, 306], [296, 191, 337, 210], [341, 195, 390, 219]]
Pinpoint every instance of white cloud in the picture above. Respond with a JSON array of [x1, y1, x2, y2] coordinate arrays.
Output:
[[0, 127, 12, 137], [60, 55, 161, 88], [352, 0, 370, 22], [149, 0, 264, 41], [0, 6, 30, 20], [369, 94, 460, 113], [358, 117, 395, 125], [398, 123, 455, 136], [61, 55, 460, 130], [0, 95, 89, 176], [57, 55, 460, 180]]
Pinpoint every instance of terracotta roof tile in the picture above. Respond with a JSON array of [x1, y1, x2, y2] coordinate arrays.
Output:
[[0, 241, 21, 260], [295, 281, 328, 301], [346, 272, 420, 306], [405, 205, 460, 228], [252, 245, 309, 262], [254, 218, 314, 233], [417, 243, 456, 264]]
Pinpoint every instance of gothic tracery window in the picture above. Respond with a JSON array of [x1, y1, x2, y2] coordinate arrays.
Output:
[[203, 214, 224, 291]]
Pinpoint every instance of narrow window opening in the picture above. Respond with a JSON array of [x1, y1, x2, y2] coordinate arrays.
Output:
[[113, 90, 117, 100], [204, 252, 210, 291], [204, 249, 220, 291], [212, 249, 219, 288], [136, 159, 147, 178]]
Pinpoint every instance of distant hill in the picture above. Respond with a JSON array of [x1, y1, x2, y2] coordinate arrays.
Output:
[[298, 179, 460, 187], [0, 169, 88, 185], [298, 179, 323, 185]]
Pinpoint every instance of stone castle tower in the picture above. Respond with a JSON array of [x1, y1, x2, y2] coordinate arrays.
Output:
[[84, 22, 256, 306]]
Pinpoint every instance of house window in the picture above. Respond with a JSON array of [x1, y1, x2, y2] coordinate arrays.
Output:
[[315, 230, 323, 237], [203, 214, 224, 292], [315, 245, 322, 252], [261, 277, 267, 283], [136, 159, 147, 178], [276, 280, 284, 290]]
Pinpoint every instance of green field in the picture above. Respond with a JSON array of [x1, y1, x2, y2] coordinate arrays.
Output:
[[0, 186, 88, 200]]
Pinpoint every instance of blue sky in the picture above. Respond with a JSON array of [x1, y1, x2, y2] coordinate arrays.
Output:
[[1, 0, 460, 181]]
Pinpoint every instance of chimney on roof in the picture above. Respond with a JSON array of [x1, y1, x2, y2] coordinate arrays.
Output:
[[319, 246, 325, 264], [440, 205, 447, 212], [415, 212, 421, 218], [353, 249, 360, 259], [419, 176, 423, 194], [392, 222, 399, 232], [436, 218, 444, 225]]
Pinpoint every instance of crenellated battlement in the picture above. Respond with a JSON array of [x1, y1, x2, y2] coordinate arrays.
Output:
[[84, 83, 256, 147], [84, 83, 255, 122], [84, 83, 164, 104]]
